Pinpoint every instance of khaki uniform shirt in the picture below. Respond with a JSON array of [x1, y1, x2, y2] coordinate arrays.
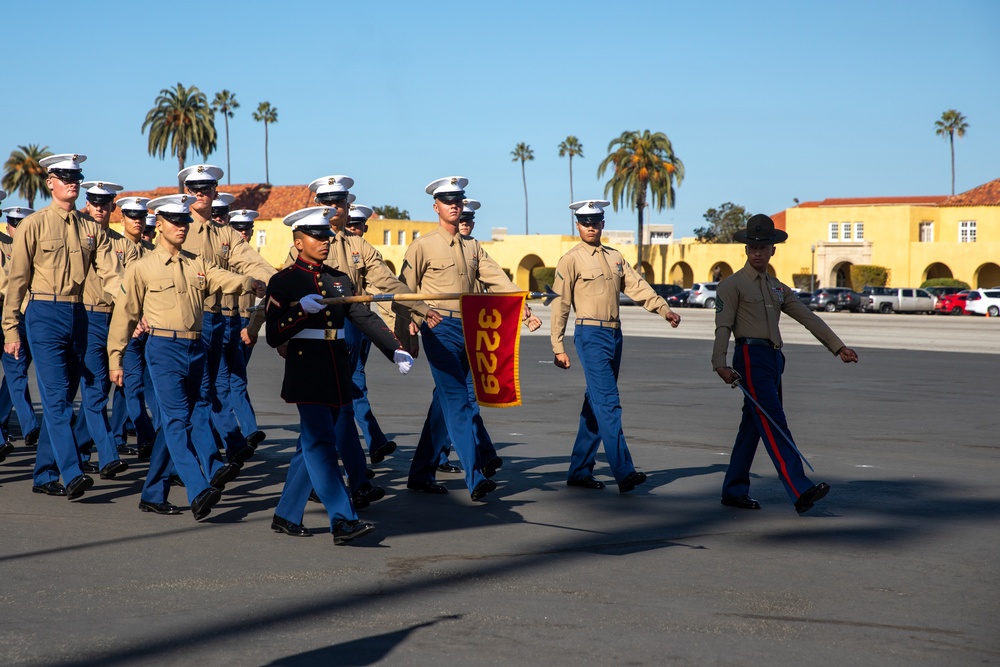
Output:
[[549, 241, 673, 355], [398, 226, 520, 315], [285, 230, 430, 318], [238, 291, 266, 337], [82, 227, 139, 307], [712, 262, 845, 369], [108, 245, 255, 371], [184, 210, 275, 312], [2, 204, 123, 343]]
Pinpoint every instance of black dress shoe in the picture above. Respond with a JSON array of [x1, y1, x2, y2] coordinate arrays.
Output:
[[246, 430, 266, 449], [126, 427, 137, 438], [23, 427, 40, 448], [352, 484, 386, 510], [190, 488, 222, 521], [365, 467, 376, 480], [795, 482, 830, 514], [271, 515, 312, 537], [618, 471, 648, 494], [308, 489, 321, 503], [0, 441, 14, 462], [228, 445, 254, 467], [117, 443, 139, 456], [100, 460, 129, 480], [66, 474, 95, 500], [471, 478, 497, 501], [333, 520, 374, 545], [721, 495, 761, 510], [567, 476, 606, 490], [32, 481, 67, 496], [139, 499, 181, 515], [482, 456, 503, 479], [406, 480, 448, 494], [210, 463, 240, 490], [168, 474, 185, 487], [81, 461, 99, 474], [136, 441, 154, 460], [437, 462, 462, 474], [370, 441, 397, 465]]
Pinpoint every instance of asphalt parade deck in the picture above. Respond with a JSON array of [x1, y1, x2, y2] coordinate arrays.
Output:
[[1, 310, 997, 666]]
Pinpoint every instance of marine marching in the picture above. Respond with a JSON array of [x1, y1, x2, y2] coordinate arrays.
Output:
[[0, 156, 858, 545]]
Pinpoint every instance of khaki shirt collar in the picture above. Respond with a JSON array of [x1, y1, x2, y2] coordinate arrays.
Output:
[[46, 202, 75, 222], [437, 226, 459, 246], [153, 244, 182, 265]]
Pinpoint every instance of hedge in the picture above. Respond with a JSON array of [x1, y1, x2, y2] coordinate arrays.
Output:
[[920, 277, 970, 289], [531, 266, 556, 289], [850, 265, 889, 289]]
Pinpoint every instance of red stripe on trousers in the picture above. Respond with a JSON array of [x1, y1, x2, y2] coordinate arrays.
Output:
[[742, 345, 799, 498]]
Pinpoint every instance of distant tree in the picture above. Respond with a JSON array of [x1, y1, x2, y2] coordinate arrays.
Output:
[[558, 135, 584, 233], [252, 101, 278, 185], [2, 144, 52, 208], [694, 202, 750, 243], [598, 130, 684, 273], [211, 90, 240, 185], [142, 83, 217, 191], [511, 142, 534, 234], [934, 109, 969, 195], [373, 205, 410, 220]]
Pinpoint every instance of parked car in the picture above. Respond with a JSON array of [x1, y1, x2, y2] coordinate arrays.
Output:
[[925, 286, 967, 302], [809, 287, 852, 312], [619, 292, 636, 306], [651, 284, 685, 300], [965, 288, 1000, 317], [835, 290, 864, 312], [934, 290, 971, 315], [687, 282, 718, 309], [795, 291, 813, 307], [862, 287, 935, 314], [666, 290, 691, 308]]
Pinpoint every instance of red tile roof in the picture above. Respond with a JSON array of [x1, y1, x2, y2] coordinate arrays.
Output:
[[770, 210, 786, 231], [110, 183, 314, 223], [940, 178, 1000, 206]]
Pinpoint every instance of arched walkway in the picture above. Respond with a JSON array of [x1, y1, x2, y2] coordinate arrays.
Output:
[[669, 261, 694, 288], [637, 261, 653, 281], [516, 254, 545, 291], [923, 262, 952, 281], [831, 261, 854, 288], [710, 261, 733, 282], [974, 262, 1000, 288]]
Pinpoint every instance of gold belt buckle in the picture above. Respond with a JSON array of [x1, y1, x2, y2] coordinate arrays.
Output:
[[324, 329, 338, 341]]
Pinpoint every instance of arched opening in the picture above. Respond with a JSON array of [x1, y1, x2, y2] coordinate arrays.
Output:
[[669, 261, 694, 288], [974, 262, 1000, 288], [831, 261, 854, 289], [383, 259, 396, 275], [710, 261, 733, 282], [516, 254, 545, 291], [923, 262, 952, 281], [637, 261, 654, 281]]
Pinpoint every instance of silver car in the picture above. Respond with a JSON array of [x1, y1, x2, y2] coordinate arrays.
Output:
[[688, 282, 719, 309]]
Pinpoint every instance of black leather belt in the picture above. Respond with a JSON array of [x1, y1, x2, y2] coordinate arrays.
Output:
[[735, 337, 781, 349]]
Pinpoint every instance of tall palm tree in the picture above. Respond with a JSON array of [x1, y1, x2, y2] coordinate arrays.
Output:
[[252, 101, 278, 185], [142, 83, 217, 191], [511, 142, 534, 234], [558, 136, 584, 233], [598, 130, 684, 275], [211, 90, 240, 185], [2, 144, 52, 208], [934, 109, 969, 195]]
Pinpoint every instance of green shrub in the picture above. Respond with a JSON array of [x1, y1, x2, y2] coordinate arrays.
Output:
[[851, 265, 889, 289], [792, 273, 817, 290], [531, 266, 556, 289], [920, 277, 970, 289]]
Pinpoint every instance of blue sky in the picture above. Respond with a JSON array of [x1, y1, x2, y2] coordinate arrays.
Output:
[[2, 1, 996, 238]]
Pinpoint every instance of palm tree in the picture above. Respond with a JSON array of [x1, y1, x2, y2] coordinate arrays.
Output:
[[598, 130, 684, 276], [934, 109, 969, 195], [558, 136, 584, 233], [211, 90, 240, 185], [511, 142, 534, 234], [2, 144, 52, 208], [252, 101, 278, 185], [142, 83, 217, 191]]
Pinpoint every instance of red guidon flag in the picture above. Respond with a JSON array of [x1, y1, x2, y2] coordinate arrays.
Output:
[[460, 292, 527, 408]]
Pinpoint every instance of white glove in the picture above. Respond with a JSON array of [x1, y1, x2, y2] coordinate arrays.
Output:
[[394, 349, 414, 375], [299, 293, 324, 314]]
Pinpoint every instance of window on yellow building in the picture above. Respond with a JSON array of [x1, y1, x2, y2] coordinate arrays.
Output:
[[959, 221, 977, 243], [828, 223, 839, 241], [255, 229, 267, 250], [412, 231, 420, 241], [854, 222, 864, 240], [383, 229, 391, 245], [397, 230, 406, 245], [919, 221, 934, 242], [842, 222, 852, 241]]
